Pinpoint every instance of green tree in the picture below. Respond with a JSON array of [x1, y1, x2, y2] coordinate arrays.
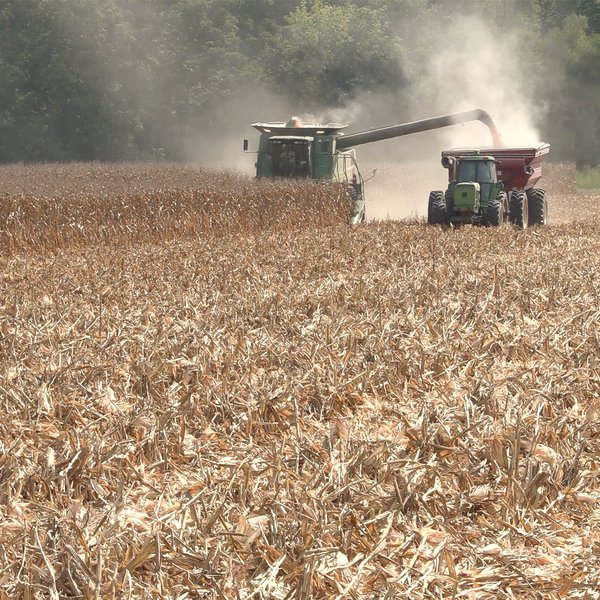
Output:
[[0, 0, 598, 165], [0, 0, 167, 162], [158, 0, 267, 156], [536, 13, 600, 165], [538, 0, 600, 33], [267, 1, 404, 109]]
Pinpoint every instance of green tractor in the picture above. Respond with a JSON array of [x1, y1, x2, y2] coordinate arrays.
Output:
[[429, 145, 550, 228], [245, 109, 504, 224]]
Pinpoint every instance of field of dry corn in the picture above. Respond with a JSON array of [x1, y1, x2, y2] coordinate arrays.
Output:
[[0, 162, 599, 599]]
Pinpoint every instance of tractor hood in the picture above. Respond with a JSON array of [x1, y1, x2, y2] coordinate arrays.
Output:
[[454, 182, 480, 208]]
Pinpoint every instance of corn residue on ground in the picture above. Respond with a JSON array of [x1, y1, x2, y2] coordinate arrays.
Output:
[[0, 163, 599, 598]]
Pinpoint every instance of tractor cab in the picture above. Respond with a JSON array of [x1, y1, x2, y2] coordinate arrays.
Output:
[[440, 151, 502, 222], [457, 156, 497, 184], [455, 153, 499, 207]]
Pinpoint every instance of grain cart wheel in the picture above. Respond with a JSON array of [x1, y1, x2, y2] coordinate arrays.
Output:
[[427, 191, 447, 225], [527, 188, 547, 226], [509, 190, 529, 229], [486, 192, 506, 226]]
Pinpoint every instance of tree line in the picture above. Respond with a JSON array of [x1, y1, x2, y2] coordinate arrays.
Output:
[[0, 0, 599, 166]]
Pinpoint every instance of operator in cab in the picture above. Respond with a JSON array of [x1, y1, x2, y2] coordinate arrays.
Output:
[[279, 146, 297, 176]]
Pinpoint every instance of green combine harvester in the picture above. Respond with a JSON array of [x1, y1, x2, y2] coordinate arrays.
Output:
[[244, 109, 549, 226]]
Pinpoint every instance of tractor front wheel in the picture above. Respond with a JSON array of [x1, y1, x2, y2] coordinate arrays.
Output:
[[428, 191, 447, 225], [486, 191, 507, 226], [509, 191, 529, 229], [527, 188, 548, 226]]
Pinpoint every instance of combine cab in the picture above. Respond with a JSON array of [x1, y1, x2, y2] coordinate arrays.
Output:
[[429, 144, 550, 228], [245, 109, 504, 224]]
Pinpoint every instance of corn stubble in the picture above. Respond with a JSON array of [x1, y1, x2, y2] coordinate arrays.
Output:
[[0, 163, 599, 599], [0, 163, 351, 255]]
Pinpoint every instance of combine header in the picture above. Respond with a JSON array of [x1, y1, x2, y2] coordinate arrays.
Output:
[[429, 144, 550, 228], [244, 109, 503, 224]]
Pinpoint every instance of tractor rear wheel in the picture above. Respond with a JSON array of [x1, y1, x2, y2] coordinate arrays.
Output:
[[527, 188, 547, 226], [486, 192, 506, 226], [509, 190, 529, 229], [427, 191, 447, 225]]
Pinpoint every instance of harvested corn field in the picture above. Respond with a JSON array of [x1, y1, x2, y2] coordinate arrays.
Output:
[[0, 163, 351, 255], [0, 163, 599, 598]]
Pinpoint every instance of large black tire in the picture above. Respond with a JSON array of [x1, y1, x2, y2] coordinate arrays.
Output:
[[486, 199, 501, 226], [486, 191, 507, 226], [527, 188, 548, 226], [509, 190, 529, 229], [445, 189, 455, 221], [427, 191, 447, 225]]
